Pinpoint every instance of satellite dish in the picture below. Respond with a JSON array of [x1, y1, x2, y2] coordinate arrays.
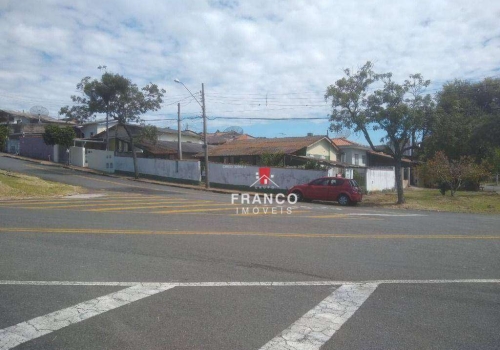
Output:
[[223, 126, 244, 134], [333, 129, 351, 139], [29, 106, 49, 123]]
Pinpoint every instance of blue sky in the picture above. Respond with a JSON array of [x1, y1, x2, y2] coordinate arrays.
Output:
[[0, 0, 499, 145]]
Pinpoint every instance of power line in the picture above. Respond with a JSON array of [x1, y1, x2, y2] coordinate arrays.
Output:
[[207, 116, 329, 121]]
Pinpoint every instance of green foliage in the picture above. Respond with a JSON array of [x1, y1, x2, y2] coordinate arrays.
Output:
[[261, 151, 285, 167], [304, 160, 322, 170], [423, 151, 490, 196], [139, 125, 159, 145], [325, 61, 434, 204], [59, 72, 165, 125], [422, 78, 500, 162], [353, 169, 366, 192], [0, 125, 9, 151], [42, 125, 76, 149], [60, 72, 166, 179]]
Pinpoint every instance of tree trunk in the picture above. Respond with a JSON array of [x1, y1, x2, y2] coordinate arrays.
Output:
[[394, 158, 405, 204], [123, 124, 139, 179]]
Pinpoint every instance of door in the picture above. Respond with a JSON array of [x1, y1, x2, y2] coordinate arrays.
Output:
[[327, 178, 345, 200], [306, 178, 330, 200]]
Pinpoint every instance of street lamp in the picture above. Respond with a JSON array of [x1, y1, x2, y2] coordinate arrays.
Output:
[[174, 79, 210, 189]]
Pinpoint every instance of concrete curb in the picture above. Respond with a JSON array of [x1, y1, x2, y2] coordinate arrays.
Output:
[[0, 153, 265, 196]]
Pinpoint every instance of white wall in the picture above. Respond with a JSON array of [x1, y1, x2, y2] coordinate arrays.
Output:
[[86, 149, 115, 173], [158, 133, 203, 144], [69, 146, 85, 167], [366, 167, 395, 191], [209, 163, 328, 189], [114, 157, 201, 181]]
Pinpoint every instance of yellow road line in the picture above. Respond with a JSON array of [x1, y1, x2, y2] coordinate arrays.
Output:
[[151, 207, 240, 214], [73, 175, 140, 188], [230, 210, 311, 216], [1, 199, 192, 209], [86, 202, 224, 212], [1, 227, 499, 240], [0, 196, 170, 205], [18, 200, 204, 211]]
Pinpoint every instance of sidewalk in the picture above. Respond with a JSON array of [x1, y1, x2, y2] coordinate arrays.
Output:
[[0, 153, 261, 196]]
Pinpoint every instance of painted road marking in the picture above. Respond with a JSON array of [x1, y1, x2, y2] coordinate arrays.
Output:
[[10, 200, 197, 210], [0, 196, 185, 206], [260, 283, 378, 350], [347, 213, 427, 217], [1, 228, 499, 239], [152, 207, 243, 214], [86, 202, 225, 212], [1, 279, 499, 287], [1, 280, 498, 349], [0, 284, 175, 350]]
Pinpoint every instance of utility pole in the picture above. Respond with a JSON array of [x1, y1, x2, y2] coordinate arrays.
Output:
[[105, 102, 109, 151], [202, 83, 209, 189], [177, 103, 182, 160]]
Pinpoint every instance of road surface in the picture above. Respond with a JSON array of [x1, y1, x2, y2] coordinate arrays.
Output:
[[1, 155, 499, 349]]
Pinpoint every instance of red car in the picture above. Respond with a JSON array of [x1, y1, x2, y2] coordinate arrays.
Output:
[[287, 177, 363, 206]]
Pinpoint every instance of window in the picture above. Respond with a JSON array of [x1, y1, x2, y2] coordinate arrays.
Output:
[[362, 155, 366, 165], [341, 153, 346, 163], [330, 179, 344, 186], [310, 178, 329, 186], [354, 154, 359, 165]]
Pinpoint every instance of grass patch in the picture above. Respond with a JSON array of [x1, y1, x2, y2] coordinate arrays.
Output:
[[0, 170, 85, 199], [361, 187, 500, 214]]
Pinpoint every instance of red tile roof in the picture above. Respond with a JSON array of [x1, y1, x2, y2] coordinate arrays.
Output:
[[206, 136, 330, 157]]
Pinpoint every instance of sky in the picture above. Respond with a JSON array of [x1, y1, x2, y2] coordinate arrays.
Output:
[[1, 0, 499, 145]]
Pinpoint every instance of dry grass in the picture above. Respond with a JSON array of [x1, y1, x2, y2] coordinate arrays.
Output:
[[0, 170, 85, 199], [361, 187, 500, 214]]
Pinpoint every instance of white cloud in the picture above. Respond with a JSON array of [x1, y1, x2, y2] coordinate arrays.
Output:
[[0, 0, 499, 137]]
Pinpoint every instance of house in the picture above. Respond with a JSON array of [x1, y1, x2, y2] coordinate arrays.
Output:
[[206, 131, 255, 145], [332, 137, 413, 187], [76, 119, 118, 139], [0, 109, 75, 161], [134, 140, 207, 160], [88, 124, 203, 152], [332, 138, 369, 171], [202, 135, 341, 167]]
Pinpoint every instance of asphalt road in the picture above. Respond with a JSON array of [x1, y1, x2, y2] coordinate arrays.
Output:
[[1, 155, 499, 350]]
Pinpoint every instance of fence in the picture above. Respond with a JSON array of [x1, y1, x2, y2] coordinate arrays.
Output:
[[86, 150, 115, 173], [114, 157, 201, 182], [209, 163, 328, 190], [366, 167, 395, 192]]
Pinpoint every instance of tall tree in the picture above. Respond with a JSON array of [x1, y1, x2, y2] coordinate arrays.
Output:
[[423, 78, 500, 162], [325, 61, 433, 204], [60, 73, 165, 178]]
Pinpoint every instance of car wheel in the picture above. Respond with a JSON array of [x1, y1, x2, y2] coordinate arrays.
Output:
[[292, 191, 304, 202], [338, 194, 350, 206]]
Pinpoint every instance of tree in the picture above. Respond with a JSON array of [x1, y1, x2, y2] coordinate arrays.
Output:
[[261, 151, 285, 167], [487, 148, 500, 185], [325, 61, 433, 204], [423, 78, 500, 162], [0, 125, 9, 152], [42, 125, 76, 149], [139, 125, 159, 145], [60, 72, 165, 178], [424, 151, 489, 196]]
